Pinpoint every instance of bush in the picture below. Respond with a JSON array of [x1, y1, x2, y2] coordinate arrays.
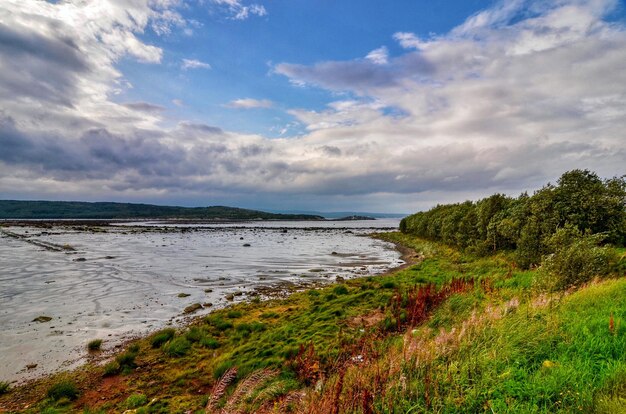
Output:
[[125, 393, 148, 409], [0, 381, 9, 395], [163, 336, 191, 357], [541, 227, 615, 290], [47, 380, 79, 401], [150, 328, 176, 348], [87, 339, 102, 351]]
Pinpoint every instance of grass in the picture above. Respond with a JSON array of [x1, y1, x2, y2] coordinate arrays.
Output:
[[0, 381, 9, 395], [2, 232, 624, 413], [87, 339, 102, 351], [46, 380, 79, 401]]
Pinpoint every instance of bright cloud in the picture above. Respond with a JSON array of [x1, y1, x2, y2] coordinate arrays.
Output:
[[181, 58, 212, 70], [225, 98, 274, 109]]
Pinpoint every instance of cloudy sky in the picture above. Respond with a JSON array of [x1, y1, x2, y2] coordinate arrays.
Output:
[[1, 0, 625, 213]]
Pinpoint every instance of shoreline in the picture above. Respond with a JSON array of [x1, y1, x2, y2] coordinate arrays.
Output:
[[0, 229, 407, 406]]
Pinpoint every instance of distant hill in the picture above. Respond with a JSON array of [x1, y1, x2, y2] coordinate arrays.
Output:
[[0, 200, 325, 221]]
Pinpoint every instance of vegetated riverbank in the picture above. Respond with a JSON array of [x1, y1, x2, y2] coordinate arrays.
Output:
[[1, 232, 624, 413]]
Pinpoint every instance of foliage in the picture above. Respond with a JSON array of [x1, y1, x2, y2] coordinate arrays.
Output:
[[0, 381, 9, 395], [541, 226, 615, 290], [400, 170, 626, 268]]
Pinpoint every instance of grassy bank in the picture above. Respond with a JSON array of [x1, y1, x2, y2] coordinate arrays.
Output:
[[1, 233, 624, 413]]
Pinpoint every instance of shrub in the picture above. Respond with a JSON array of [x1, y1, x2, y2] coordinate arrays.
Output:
[[150, 328, 176, 348], [0, 381, 9, 395], [163, 336, 191, 357], [47, 380, 79, 401], [125, 393, 148, 409], [541, 227, 615, 290], [87, 339, 102, 351]]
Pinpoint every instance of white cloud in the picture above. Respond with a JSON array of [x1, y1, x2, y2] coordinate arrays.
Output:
[[225, 98, 274, 109], [210, 0, 267, 20], [365, 46, 389, 65], [393, 32, 425, 49], [181, 58, 212, 70]]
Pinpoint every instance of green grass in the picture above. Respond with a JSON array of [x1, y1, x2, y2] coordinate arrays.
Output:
[[87, 339, 102, 351], [46, 380, 79, 401]]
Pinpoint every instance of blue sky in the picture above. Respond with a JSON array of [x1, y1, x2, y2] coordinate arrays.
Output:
[[1, 0, 625, 213], [117, 1, 499, 137]]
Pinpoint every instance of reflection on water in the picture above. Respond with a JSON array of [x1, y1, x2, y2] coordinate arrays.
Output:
[[0, 220, 402, 382]]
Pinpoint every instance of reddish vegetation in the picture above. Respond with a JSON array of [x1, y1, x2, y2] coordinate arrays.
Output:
[[387, 278, 475, 332]]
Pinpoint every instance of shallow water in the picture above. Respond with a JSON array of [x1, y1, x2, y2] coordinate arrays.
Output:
[[0, 220, 402, 383]]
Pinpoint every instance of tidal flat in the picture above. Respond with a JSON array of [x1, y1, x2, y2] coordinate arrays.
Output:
[[0, 219, 402, 383]]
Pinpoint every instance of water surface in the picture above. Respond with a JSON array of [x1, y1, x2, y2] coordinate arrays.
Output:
[[0, 220, 402, 383]]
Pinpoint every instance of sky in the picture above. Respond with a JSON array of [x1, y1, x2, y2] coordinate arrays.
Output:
[[0, 0, 625, 213]]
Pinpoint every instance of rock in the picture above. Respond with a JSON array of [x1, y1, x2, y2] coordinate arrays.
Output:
[[243, 243, 251, 247], [183, 303, 202, 314], [233, 291, 243, 296], [74, 257, 87, 262], [331, 251, 338, 255], [225, 293, 234, 301], [177, 293, 191, 298], [32, 316, 52, 323], [203, 302, 213, 307], [336, 276, 345, 282], [204, 288, 213, 293], [26, 363, 37, 369]]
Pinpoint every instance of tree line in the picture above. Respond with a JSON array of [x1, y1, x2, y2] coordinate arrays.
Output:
[[400, 170, 626, 270]]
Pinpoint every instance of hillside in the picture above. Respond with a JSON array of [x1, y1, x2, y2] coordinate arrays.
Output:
[[0, 200, 324, 221]]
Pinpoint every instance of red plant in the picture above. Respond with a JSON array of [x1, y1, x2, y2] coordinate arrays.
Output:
[[609, 312, 615, 335], [386, 278, 475, 332], [292, 342, 322, 386]]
